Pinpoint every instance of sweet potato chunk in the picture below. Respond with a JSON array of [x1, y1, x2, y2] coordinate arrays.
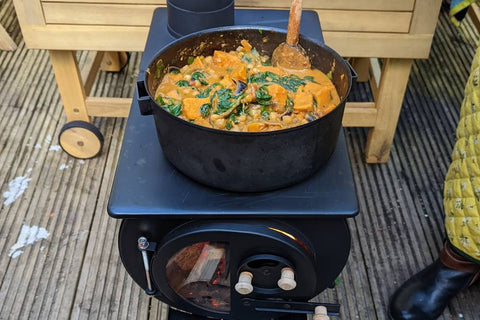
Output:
[[267, 84, 288, 113], [166, 90, 181, 100], [161, 72, 183, 85], [304, 82, 331, 107], [304, 82, 340, 113], [219, 77, 236, 90], [182, 97, 210, 120], [213, 50, 242, 68], [240, 40, 252, 53], [190, 56, 205, 69], [230, 64, 247, 81], [293, 87, 313, 112], [194, 117, 212, 128], [247, 122, 267, 132]]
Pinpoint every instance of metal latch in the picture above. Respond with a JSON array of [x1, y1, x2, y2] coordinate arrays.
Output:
[[137, 236, 157, 295]]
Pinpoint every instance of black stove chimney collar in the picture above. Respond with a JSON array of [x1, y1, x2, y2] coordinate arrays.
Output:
[[167, 0, 235, 38]]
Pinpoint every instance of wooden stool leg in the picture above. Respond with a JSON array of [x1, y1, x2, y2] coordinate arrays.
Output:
[[350, 58, 371, 82], [0, 24, 16, 51], [365, 58, 413, 163], [100, 51, 129, 72], [49, 50, 90, 123]]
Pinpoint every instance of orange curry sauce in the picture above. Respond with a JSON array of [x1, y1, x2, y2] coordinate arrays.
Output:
[[154, 40, 340, 132]]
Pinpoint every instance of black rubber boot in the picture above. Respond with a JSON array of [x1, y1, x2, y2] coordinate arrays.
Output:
[[388, 243, 479, 320]]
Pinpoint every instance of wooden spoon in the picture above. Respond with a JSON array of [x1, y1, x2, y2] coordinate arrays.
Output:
[[271, 0, 311, 70]]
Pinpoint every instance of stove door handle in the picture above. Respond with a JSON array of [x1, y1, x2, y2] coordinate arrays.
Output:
[[137, 73, 153, 115]]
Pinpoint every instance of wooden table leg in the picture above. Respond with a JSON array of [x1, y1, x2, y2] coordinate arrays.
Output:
[[0, 24, 16, 51], [49, 50, 105, 159], [365, 58, 413, 163], [49, 50, 90, 123]]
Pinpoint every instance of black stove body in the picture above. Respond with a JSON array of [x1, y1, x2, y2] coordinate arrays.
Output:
[[108, 4, 358, 320]]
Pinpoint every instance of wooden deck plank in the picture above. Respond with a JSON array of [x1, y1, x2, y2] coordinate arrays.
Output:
[[340, 7, 480, 319], [69, 52, 151, 320], [0, 50, 113, 319], [0, 48, 55, 290]]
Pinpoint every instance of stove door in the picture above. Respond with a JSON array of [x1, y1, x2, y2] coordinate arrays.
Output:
[[165, 241, 231, 313], [151, 220, 316, 320]]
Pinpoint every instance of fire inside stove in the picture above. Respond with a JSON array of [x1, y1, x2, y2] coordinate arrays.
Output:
[[167, 242, 231, 313]]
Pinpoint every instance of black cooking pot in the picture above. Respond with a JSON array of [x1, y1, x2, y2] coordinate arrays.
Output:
[[137, 26, 354, 192]]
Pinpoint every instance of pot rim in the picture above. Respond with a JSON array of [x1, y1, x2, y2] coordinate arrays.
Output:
[[144, 25, 353, 137]]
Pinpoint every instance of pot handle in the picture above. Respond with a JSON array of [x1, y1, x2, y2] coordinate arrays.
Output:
[[137, 72, 153, 115], [344, 59, 358, 82]]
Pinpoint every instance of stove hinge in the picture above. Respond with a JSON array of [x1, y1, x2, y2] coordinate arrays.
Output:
[[137, 236, 158, 295], [241, 298, 340, 317]]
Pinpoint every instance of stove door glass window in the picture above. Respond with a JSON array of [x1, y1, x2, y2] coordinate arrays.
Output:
[[166, 242, 230, 313]]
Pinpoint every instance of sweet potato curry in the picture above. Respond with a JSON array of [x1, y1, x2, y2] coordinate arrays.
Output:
[[154, 40, 340, 132]]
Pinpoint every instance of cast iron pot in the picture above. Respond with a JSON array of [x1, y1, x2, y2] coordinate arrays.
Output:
[[137, 26, 354, 192]]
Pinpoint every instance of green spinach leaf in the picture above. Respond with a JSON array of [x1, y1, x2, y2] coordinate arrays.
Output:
[[156, 95, 182, 116], [200, 103, 212, 117], [256, 85, 273, 106], [176, 80, 190, 87], [248, 72, 316, 92], [191, 71, 208, 85]]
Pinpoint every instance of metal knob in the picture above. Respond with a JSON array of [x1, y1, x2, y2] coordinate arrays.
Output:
[[313, 306, 330, 320], [277, 267, 297, 291], [235, 271, 253, 295]]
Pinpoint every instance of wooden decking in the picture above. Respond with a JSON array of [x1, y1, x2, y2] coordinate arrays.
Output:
[[0, 0, 479, 319]]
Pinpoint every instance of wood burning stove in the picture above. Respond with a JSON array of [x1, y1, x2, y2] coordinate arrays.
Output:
[[108, 4, 358, 320]]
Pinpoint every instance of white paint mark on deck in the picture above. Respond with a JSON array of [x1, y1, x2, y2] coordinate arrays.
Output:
[[8, 225, 50, 258], [49, 145, 61, 152], [3, 174, 32, 206]]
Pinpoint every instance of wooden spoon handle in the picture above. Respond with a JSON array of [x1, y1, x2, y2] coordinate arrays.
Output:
[[286, 0, 303, 45]]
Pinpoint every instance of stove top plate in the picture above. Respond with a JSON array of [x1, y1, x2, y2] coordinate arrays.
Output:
[[108, 8, 358, 219]]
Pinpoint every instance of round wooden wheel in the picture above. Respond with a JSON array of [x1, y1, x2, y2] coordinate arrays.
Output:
[[59, 121, 104, 159]]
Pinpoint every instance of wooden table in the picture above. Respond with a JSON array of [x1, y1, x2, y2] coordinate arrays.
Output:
[[13, 0, 442, 162]]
